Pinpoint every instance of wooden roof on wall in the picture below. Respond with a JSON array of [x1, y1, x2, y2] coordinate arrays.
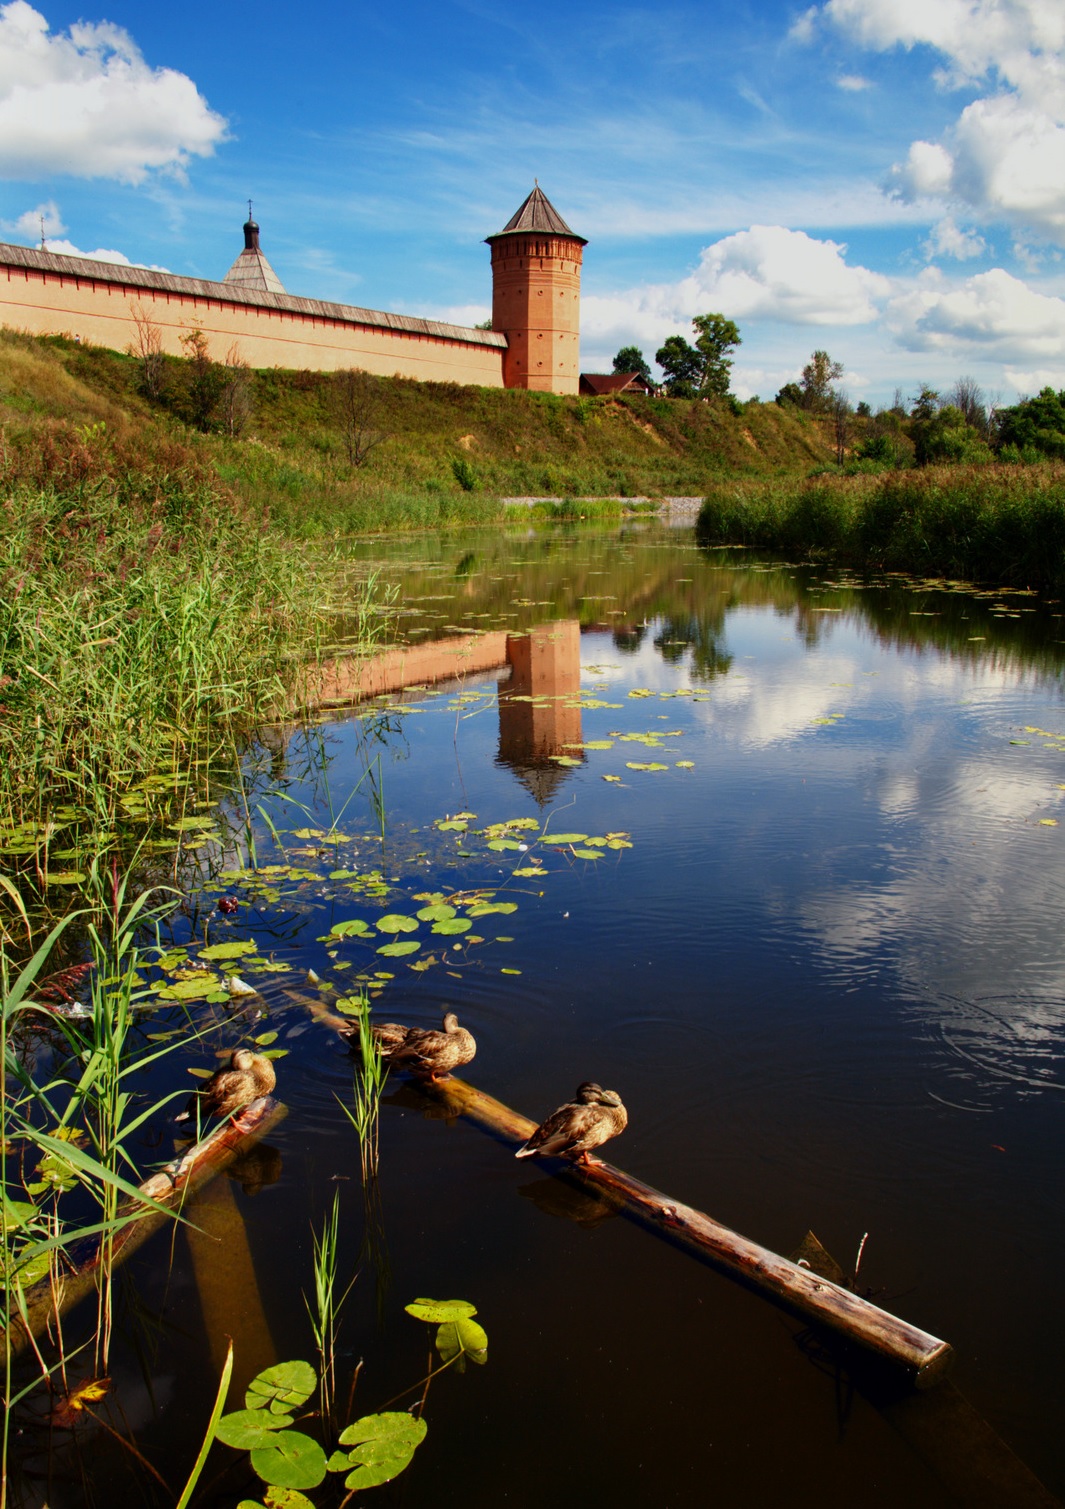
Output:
[[0, 241, 507, 348]]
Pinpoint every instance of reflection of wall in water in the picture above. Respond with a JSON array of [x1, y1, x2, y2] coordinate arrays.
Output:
[[497, 621, 582, 804]]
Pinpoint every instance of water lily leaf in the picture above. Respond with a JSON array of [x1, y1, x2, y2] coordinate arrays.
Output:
[[467, 902, 517, 916], [42, 871, 86, 885], [246, 1360, 317, 1414], [571, 849, 602, 860], [435, 819, 468, 832], [376, 914, 418, 934], [581, 739, 614, 750], [254, 1030, 279, 1046], [251, 1431, 327, 1491], [487, 838, 524, 849], [377, 941, 420, 958], [676, 760, 695, 769], [169, 816, 218, 831], [549, 755, 581, 767], [405, 1297, 478, 1322], [157, 976, 221, 1001], [200, 940, 257, 961], [432, 918, 471, 935], [602, 774, 622, 783], [331, 1413, 427, 1491], [216, 1409, 291, 1450], [436, 1315, 488, 1365], [328, 870, 360, 880], [513, 866, 547, 876], [417, 904, 455, 922], [541, 834, 587, 845], [501, 967, 521, 975], [625, 761, 668, 772], [328, 918, 373, 939]]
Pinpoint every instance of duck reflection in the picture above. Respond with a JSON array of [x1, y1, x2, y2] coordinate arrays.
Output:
[[518, 1175, 620, 1228], [497, 620, 583, 804]]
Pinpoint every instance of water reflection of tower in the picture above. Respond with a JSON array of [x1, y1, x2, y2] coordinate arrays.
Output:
[[497, 621, 582, 804]]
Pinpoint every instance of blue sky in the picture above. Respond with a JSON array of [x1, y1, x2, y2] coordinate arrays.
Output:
[[2, 0, 1064, 405]]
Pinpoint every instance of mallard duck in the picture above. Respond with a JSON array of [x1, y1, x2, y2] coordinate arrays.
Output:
[[349, 1010, 475, 1081], [176, 1048, 276, 1122], [515, 1081, 628, 1166]]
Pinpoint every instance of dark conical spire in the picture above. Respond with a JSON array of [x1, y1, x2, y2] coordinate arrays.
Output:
[[224, 204, 285, 295], [487, 185, 586, 245]]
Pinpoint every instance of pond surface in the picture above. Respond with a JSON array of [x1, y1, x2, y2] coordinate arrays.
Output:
[[30, 525, 1065, 1506]]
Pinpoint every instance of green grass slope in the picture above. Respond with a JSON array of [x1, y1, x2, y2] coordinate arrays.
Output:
[[0, 327, 835, 534]]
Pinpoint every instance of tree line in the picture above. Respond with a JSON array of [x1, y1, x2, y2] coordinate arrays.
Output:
[[612, 315, 1065, 467]]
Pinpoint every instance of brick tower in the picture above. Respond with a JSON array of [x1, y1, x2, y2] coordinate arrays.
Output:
[[486, 185, 586, 394]]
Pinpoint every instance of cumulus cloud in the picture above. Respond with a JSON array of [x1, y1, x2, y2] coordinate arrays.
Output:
[[0, 1, 227, 183], [924, 215, 987, 259], [836, 73, 872, 90], [810, 0, 1065, 243], [888, 266, 1065, 358], [579, 224, 889, 364]]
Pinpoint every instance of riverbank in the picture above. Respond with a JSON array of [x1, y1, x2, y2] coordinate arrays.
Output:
[[697, 466, 1065, 591]]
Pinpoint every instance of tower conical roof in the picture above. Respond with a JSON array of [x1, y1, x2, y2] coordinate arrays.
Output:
[[487, 185, 586, 245], [224, 214, 286, 295]]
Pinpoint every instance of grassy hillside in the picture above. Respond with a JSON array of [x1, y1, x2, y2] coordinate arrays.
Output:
[[0, 327, 835, 534]]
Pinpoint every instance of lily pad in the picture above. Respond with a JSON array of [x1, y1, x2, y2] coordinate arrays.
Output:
[[417, 904, 456, 922], [571, 849, 602, 860], [432, 918, 471, 935], [330, 1413, 427, 1492], [404, 1297, 478, 1322], [246, 1360, 317, 1414], [216, 1410, 291, 1450], [376, 915, 419, 934], [328, 919, 373, 938], [377, 941, 421, 958], [436, 1315, 488, 1365], [251, 1432, 328, 1491], [467, 902, 518, 917], [200, 940, 257, 961], [540, 834, 588, 845]]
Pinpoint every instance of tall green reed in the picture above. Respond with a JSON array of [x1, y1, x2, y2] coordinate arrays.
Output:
[[338, 993, 387, 1183], [304, 1190, 356, 1429]]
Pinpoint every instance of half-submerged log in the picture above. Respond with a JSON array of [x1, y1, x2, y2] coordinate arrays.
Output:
[[427, 1075, 953, 1388], [4, 1096, 285, 1357]]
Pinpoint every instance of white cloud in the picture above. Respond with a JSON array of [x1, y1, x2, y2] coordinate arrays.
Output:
[[889, 265, 1065, 359], [812, 0, 1065, 243], [924, 215, 987, 259], [0, 1, 227, 183], [579, 225, 889, 362], [836, 73, 872, 90], [8, 197, 64, 238]]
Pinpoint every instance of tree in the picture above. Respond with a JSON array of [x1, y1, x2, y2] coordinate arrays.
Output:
[[913, 404, 993, 466], [948, 376, 986, 434], [774, 381, 803, 407], [128, 301, 166, 401], [656, 313, 742, 399], [612, 345, 652, 384], [220, 343, 253, 438], [691, 313, 741, 399], [333, 368, 389, 468], [830, 389, 852, 464], [655, 334, 703, 398], [800, 350, 843, 411], [995, 387, 1065, 459], [180, 326, 223, 432], [910, 386, 939, 422]]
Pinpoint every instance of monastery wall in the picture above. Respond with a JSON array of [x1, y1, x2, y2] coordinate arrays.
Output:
[[0, 243, 507, 387]]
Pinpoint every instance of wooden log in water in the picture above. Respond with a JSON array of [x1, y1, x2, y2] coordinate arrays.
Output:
[[427, 1074, 954, 1388], [3, 1096, 286, 1357]]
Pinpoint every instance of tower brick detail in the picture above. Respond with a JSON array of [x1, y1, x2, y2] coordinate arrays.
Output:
[[487, 188, 586, 396]]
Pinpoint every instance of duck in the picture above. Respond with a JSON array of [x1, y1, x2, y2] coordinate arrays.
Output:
[[515, 1081, 628, 1166], [348, 1010, 475, 1081], [176, 1048, 276, 1122]]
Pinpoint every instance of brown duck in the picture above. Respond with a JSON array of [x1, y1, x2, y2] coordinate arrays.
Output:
[[176, 1048, 276, 1122], [515, 1081, 628, 1166], [352, 1010, 475, 1081]]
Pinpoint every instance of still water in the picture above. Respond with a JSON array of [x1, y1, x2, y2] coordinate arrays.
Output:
[[39, 526, 1065, 1505]]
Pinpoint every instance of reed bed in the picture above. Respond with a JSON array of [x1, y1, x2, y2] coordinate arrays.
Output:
[[696, 464, 1065, 590], [0, 471, 358, 838]]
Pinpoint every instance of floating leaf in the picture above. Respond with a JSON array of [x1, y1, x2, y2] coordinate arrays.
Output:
[[169, 816, 219, 832], [676, 760, 695, 769], [435, 819, 468, 832], [625, 762, 668, 772], [581, 740, 614, 750], [216, 1409, 292, 1450], [432, 918, 471, 935], [246, 1361, 317, 1415], [251, 1432, 328, 1491], [541, 834, 587, 845], [157, 976, 221, 1001], [513, 866, 547, 877], [42, 871, 86, 885], [487, 837, 524, 850], [200, 940, 257, 961], [436, 1315, 488, 1366], [330, 1413, 427, 1492], [329, 919, 373, 938], [376, 915, 419, 934], [417, 904, 455, 922], [468, 902, 517, 916], [377, 941, 420, 958], [571, 849, 602, 860], [549, 755, 581, 767], [602, 774, 622, 783], [328, 869, 360, 881], [501, 967, 521, 975], [405, 1297, 478, 1322]]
